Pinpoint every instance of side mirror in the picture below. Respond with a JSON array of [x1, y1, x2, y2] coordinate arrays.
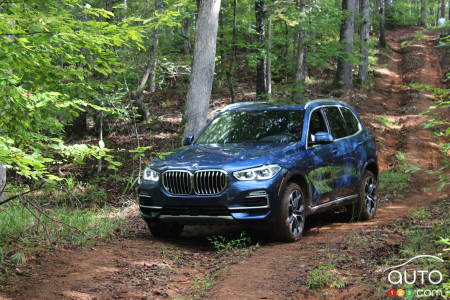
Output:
[[182, 135, 194, 146], [311, 132, 333, 145]]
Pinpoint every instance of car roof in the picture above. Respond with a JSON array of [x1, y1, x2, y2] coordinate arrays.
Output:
[[220, 99, 352, 113]]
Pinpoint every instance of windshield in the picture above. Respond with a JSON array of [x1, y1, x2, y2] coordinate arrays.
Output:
[[196, 109, 304, 144]]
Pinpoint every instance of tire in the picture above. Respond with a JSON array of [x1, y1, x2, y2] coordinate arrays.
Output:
[[355, 170, 378, 221], [271, 182, 306, 242], [146, 221, 184, 238]]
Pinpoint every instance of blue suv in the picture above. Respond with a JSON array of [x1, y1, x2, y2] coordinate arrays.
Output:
[[138, 99, 378, 242]]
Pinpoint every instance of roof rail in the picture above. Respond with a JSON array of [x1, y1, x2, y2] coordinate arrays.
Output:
[[304, 99, 347, 109], [220, 101, 267, 112]]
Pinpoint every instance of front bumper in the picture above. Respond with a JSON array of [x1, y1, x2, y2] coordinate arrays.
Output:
[[138, 175, 284, 225]]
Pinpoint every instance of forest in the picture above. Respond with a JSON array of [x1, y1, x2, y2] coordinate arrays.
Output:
[[0, 0, 449, 299]]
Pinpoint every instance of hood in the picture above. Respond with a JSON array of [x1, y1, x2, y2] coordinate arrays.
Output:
[[149, 143, 298, 171]]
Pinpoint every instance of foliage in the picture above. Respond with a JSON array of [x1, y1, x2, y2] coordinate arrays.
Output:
[[191, 272, 219, 300], [391, 203, 450, 294], [386, 0, 447, 27], [377, 114, 397, 128], [306, 263, 347, 289], [208, 231, 254, 251], [379, 152, 420, 196], [408, 207, 431, 220], [407, 82, 450, 192], [0, 0, 143, 182], [0, 198, 123, 268]]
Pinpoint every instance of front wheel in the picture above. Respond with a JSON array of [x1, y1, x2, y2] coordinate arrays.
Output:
[[271, 182, 306, 242], [146, 221, 184, 238], [355, 170, 378, 221]]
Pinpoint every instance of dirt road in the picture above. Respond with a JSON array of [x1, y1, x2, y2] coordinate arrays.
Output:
[[1, 27, 448, 300]]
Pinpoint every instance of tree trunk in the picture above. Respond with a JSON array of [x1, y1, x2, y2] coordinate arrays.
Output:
[[0, 165, 6, 200], [131, 0, 163, 122], [379, 0, 387, 47], [282, 22, 289, 83], [293, 0, 307, 101], [69, 112, 88, 139], [355, 0, 360, 32], [266, 15, 272, 96], [420, 0, 427, 26], [183, 0, 222, 139], [255, 0, 267, 98], [439, 0, 445, 21], [359, 0, 370, 83], [226, 0, 237, 102], [336, 0, 356, 88], [181, 18, 192, 55], [136, 0, 162, 94]]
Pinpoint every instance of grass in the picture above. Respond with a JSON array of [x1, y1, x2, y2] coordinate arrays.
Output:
[[0, 199, 123, 273], [208, 231, 260, 257], [391, 202, 450, 296], [306, 263, 347, 289], [190, 271, 221, 300], [40, 178, 108, 208], [377, 114, 397, 128], [183, 231, 261, 299], [379, 170, 410, 195], [407, 207, 431, 220], [379, 152, 421, 196]]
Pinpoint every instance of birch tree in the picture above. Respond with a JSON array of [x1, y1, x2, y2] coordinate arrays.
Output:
[[183, 0, 222, 138]]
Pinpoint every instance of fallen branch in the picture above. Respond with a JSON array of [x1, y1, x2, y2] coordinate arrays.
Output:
[[23, 197, 85, 234], [0, 183, 44, 207]]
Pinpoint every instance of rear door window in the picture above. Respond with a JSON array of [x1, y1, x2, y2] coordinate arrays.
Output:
[[340, 107, 360, 136], [324, 107, 347, 139]]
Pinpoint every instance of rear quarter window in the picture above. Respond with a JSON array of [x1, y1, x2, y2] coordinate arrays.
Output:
[[340, 107, 360, 135], [324, 107, 347, 139]]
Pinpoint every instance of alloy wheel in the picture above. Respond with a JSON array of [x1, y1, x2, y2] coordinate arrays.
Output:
[[364, 175, 377, 216], [288, 189, 305, 237]]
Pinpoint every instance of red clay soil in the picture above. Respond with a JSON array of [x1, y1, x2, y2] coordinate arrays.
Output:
[[0, 27, 448, 300]]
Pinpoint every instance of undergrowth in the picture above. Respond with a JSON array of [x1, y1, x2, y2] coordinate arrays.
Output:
[[379, 152, 420, 196], [306, 263, 347, 289], [0, 183, 125, 281]]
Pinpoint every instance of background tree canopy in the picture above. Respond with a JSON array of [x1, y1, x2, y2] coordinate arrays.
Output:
[[1, 0, 447, 183]]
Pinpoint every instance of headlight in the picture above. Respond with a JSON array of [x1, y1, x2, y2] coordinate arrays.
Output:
[[143, 167, 159, 182], [233, 164, 282, 181]]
